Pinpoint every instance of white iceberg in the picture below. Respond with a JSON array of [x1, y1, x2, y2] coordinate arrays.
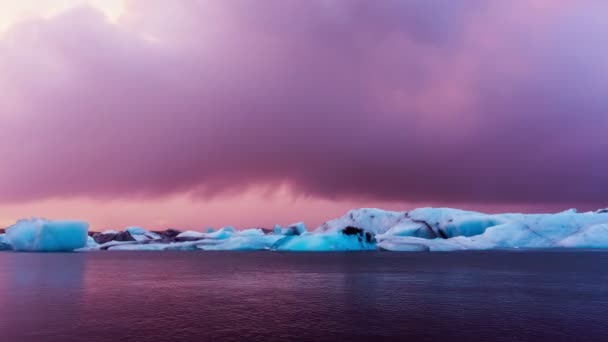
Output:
[[176, 230, 206, 240], [6, 218, 89, 252], [371, 207, 608, 251], [315, 208, 405, 235]]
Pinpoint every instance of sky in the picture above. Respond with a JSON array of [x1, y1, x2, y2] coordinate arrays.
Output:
[[0, 0, 607, 230]]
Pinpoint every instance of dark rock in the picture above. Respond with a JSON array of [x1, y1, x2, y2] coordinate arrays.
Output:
[[152, 229, 182, 239], [365, 232, 375, 243], [92, 231, 136, 244], [342, 226, 364, 236], [341, 226, 377, 244], [260, 228, 274, 235]]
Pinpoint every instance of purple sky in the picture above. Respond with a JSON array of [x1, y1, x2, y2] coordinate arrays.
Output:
[[0, 0, 607, 229]]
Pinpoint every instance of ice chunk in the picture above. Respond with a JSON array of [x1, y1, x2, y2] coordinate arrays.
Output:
[[6, 219, 89, 252], [86, 236, 98, 247], [123, 227, 160, 241], [442, 215, 504, 238], [238, 228, 265, 237], [108, 243, 168, 251], [201, 235, 284, 251], [377, 241, 430, 252], [204, 227, 235, 240], [125, 226, 148, 235], [468, 222, 552, 249], [559, 224, 608, 248], [282, 222, 307, 236], [273, 228, 376, 251], [0, 233, 12, 251], [176, 230, 206, 240], [107, 240, 222, 251], [378, 236, 480, 251], [377, 222, 435, 239], [315, 208, 406, 235]]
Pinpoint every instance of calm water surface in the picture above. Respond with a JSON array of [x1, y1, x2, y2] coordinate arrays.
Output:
[[0, 251, 607, 341]]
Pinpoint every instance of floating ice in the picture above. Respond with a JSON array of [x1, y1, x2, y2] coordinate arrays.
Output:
[[282, 222, 307, 236], [86, 236, 98, 248], [126, 226, 147, 235], [0, 233, 12, 251], [273, 227, 376, 252], [124, 226, 161, 241], [559, 224, 608, 248], [176, 230, 206, 240], [6, 219, 89, 252], [204, 227, 235, 240], [8, 207, 608, 253], [201, 234, 284, 251]]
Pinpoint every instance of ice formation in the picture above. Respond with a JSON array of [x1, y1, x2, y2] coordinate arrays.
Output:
[[3, 208, 608, 253], [5, 219, 89, 252], [0, 233, 12, 251]]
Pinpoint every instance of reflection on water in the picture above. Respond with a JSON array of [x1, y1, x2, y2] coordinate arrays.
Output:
[[0, 251, 607, 341], [0, 253, 87, 340]]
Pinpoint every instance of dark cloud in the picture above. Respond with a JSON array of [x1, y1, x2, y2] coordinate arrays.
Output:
[[0, 0, 607, 208]]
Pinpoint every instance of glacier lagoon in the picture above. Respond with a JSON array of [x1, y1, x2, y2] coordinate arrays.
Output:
[[1, 251, 607, 341], [3, 207, 608, 252]]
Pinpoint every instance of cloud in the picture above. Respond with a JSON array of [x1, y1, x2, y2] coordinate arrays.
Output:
[[0, 0, 607, 208]]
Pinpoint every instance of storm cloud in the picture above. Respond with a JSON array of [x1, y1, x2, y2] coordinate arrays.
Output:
[[1, 0, 607, 208]]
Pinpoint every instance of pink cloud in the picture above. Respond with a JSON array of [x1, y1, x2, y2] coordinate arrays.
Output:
[[0, 0, 607, 212]]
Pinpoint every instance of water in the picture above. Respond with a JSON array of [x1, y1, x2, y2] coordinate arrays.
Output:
[[0, 251, 607, 342]]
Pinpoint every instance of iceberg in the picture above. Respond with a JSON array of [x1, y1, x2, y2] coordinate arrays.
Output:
[[6, 207, 608, 253], [6, 219, 89, 252]]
